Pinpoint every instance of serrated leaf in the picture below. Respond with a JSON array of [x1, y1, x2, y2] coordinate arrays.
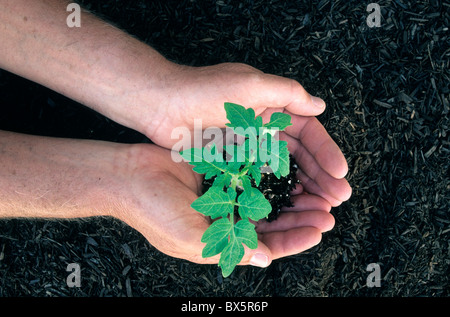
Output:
[[191, 187, 236, 219], [240, 175, 252, 192], [212, 173, 232, 189], [219, 234, 244, 278], [224, 103, 260, 140], [201, 218, 232, 258], [247, 165, 262, 186], [263, 112, 292, 131], [271, 140, 290, 178], [224, 102, 255, 129], [228, 161, 244, 173], [260, 137, 290, 178], [237, 187, 272, 221], [189, 104, 294, 278], [180, 147, 226, 179], [235, 220, 258, 249]]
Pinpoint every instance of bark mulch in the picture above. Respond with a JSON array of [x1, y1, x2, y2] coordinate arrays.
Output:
[[0, 0, 448, 298]]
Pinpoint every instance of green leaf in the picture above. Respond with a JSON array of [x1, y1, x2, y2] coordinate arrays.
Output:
[[237, 187, 272, 221], [201, 218, 232, 258], [260, 137, 290, 178], [235, 220, 258, 249], [238, 175, 251, 193], [224, 102, 255, 130], [217, 220, 257, 277], [191, 187, 236, 219], [271, 140, 290, 178], [224, 103, 261, 140], [263, 112, 292, 131], [186, 104, 294, 278], [180, 147, 226, 179], [212, 173, 232, 189], [224, 144, 246, 168], [219, 234, 244, 278], [247, 165, 262, 186]]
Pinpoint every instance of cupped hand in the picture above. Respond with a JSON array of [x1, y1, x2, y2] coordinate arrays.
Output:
[[145, 63, 351, 207], [281, 114, 352, 207], [146, 63, 326, 149], [117, 144, 335, 268]]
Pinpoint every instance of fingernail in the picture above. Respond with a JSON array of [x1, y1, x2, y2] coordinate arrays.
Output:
[[250, 253, 269, 268], [311, 95, 326, 109]]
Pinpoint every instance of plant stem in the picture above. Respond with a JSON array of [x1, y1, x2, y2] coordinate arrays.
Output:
[[229, 205, 234, 225], [229, 182, 237, 225]]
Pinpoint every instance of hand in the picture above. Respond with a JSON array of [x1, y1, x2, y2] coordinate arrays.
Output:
[[282, 115, 352, 207], [146, 63, 327, 149], [146, 63, 351, 207], [117, 143, 335, 268]]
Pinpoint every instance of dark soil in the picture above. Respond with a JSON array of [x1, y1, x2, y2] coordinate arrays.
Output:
[[258, 154, 300, 221], [202, 154, 300, 222], [0, 0, 449, 298]]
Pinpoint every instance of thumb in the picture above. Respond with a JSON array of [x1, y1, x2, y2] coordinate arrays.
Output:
[[260, 74, 326, 116], [240, 241, 273, 268]]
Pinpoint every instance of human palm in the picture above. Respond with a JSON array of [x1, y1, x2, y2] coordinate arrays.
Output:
[[123, 63, 351, 266], [146, 63, 350, 204], [147, 63, 327, 149], [119, 138, 340, 267]]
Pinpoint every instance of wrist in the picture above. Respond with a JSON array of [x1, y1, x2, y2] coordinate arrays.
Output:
[[107, 143, 172, 226], [0, 131, 133, 220], [0, 0, 178, 139], [99, 51, 180, 138]]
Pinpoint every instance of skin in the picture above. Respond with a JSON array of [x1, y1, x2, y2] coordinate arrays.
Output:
[[0, 0, 351, 268]]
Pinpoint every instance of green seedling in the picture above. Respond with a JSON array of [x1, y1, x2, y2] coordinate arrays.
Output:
[[180, 102, 292, 277]]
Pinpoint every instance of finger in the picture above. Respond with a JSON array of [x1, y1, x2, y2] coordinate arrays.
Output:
[[297, 168, 351, 207], [239, 240, 273, 268], [285, 115, 349, 179], [282, 193, 332, 212], [282, 132, 352, 205], [260, 226, 322, 260], [251, 74, 326, 116], [290, 182, 303, 195], [255, 210, 335, 233]]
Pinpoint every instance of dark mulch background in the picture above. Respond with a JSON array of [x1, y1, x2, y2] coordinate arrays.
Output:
[[0, 0, 449, 297]]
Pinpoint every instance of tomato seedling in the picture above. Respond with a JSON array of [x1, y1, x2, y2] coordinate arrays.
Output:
[[180, 102, 292, 277]]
